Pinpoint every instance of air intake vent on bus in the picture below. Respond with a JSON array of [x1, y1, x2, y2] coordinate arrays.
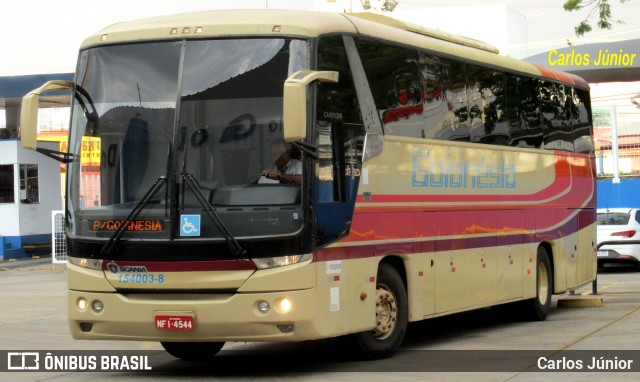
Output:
[[346, 12, 500, 55]]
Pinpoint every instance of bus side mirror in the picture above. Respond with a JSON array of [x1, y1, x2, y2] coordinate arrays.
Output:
[[20, 80, 74, 150], [283, 70, 338, 142]]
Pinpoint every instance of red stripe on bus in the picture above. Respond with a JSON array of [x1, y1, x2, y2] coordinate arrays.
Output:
[[533, 64, 589, 89], [533, 64, 562, 82], [564, 72, 590, 90], [318, 211, 594, 262], [554, 70, 575, 85], [532, 64, 582, 87], [344, 203, 594, 244]]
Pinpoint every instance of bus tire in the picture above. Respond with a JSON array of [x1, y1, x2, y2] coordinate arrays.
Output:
[[161, 341, 225, 360], [353, 263, 408, 359], [522, 246, 552, 321]]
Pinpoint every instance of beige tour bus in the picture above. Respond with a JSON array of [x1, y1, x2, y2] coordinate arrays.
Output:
[[20, 10, 596, 360]]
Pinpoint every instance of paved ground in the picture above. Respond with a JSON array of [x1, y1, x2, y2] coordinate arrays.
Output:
[[0, 256, 639, 381]]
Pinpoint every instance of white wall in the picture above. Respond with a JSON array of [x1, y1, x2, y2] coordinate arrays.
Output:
[[18, 141, 62, 236], [0, 141, 19, 236], [0, 205, 20, 236]]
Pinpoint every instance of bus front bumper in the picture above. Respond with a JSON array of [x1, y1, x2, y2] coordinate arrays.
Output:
[[68, 288, 323, 342]]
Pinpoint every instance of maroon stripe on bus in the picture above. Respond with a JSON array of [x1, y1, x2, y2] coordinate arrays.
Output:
[[102, 259, 256, 272]]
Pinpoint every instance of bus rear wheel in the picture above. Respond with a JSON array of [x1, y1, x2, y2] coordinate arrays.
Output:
[[522, 246, 552, 321], [353, 263, 408, 359], [161, 341, 225, 360]]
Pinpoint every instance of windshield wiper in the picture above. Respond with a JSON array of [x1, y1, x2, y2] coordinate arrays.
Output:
[[181, 172, 247, 257], [101, 177, 167, 256]]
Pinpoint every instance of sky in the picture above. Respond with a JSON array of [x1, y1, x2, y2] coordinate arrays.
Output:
[[2, 0, 640, 76]]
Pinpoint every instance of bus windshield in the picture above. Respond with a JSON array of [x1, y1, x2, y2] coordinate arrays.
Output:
[[67, 38, 308, 240]]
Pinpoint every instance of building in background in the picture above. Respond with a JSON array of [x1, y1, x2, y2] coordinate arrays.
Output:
[[0, 140, 62, 260], [0, 74, 71, 259]]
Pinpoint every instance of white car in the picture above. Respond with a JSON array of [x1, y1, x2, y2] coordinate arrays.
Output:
[[596, 208, 640, 271]]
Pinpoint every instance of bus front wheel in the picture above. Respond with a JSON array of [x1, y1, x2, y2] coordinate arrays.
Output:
[[161, 341, 225, 360], [353, 263, 408, 359]]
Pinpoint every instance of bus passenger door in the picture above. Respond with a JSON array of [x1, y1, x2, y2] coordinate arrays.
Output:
[[314, 35, 365, 247], [313, 120, 361, 246]]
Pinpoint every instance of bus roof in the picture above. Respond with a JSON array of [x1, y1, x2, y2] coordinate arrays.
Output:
[[82, 9, 588, 90]]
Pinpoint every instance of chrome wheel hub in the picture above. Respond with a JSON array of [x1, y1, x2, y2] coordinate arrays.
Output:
[[374, 284, 397, 340]]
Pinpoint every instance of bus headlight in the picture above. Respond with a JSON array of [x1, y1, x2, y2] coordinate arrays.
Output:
[[68, 256, 103, 270], [251, 254, 312, 269], [77, 298, 88, 311], [278, 298, 292, 313]]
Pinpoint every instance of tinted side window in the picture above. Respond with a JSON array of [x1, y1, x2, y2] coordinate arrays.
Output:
[[505, 74, 520, 142], [422, 58, 469, 141], [447, 61, 470, 141], [419, 53, 451, 139], [509, 76, 543, 148], [317, 36, 362, 127], [353, 37, 592, 152], [356, 39, 421, 137], [540, 81, 574, 152], [557, 84, 575, 151], [539, 80, 554, 148], [466, 65, 484, 143], [472, 67, 508, 145], [573, 88, 594, 154]]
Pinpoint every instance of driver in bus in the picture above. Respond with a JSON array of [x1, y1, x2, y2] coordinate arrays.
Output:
[[259, 138, 302, 185]]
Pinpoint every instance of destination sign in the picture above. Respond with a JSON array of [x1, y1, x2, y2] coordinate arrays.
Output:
[[91, 220, 165, 232]]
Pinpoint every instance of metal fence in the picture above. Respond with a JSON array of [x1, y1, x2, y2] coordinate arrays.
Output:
[[51, 210, 67, 264]]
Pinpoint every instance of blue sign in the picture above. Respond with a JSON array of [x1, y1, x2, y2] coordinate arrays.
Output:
[[180, 215, 201, 237]]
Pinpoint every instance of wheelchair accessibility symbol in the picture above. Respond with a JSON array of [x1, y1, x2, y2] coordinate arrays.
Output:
[[180, 215, 201, 237]]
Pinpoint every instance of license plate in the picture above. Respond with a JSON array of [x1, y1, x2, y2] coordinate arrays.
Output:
[[155, 315, 195, 331], [597, 250, 609, 257]]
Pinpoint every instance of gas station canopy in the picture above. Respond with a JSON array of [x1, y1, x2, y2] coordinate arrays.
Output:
[[524, 39, 640, 84]]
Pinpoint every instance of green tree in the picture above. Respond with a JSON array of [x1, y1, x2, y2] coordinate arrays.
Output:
[[563, 0, 629, 36]]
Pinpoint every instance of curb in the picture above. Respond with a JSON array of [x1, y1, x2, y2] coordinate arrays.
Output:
[[557, 297, 605, 308]]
